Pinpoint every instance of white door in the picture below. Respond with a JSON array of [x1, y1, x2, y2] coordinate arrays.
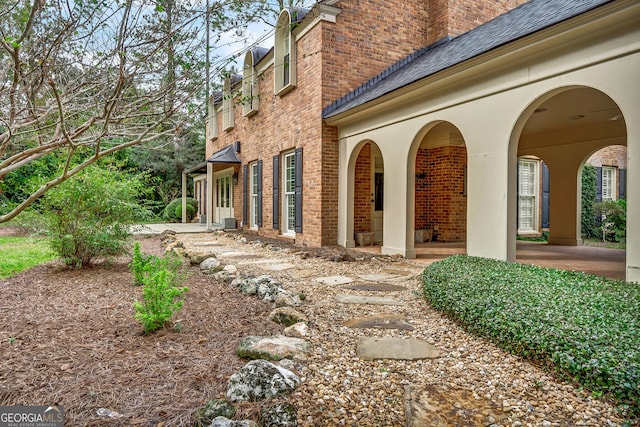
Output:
[[214, 169, 234, 224], [371, 145, 384, 243]]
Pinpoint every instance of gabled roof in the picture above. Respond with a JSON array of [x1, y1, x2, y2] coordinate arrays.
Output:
[[322, 0, 614, 119]]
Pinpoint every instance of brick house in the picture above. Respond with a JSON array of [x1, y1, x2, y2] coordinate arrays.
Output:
[[193, 0, 640, 282]]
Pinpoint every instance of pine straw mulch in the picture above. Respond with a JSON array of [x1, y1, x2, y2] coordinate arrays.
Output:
[[0, 235, 282, 426]]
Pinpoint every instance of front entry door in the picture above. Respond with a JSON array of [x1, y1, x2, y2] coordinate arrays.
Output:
[[214, 169, 234, 224], [371, 145, 384, 243]]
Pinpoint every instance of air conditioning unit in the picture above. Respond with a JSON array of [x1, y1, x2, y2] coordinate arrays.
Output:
[[223, 218, 236, 229]]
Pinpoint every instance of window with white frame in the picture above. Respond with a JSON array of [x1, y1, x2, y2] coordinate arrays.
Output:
[[222, 77, 234, 130], [274, 10, 296, 95], [250, 162, 259, 228], [242, 51, 259, 117], [283, 152, 296, 234], [518, 159, 539, 232], [602, 166, 617, 201]]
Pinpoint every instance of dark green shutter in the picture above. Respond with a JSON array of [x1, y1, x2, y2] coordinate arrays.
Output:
[[294, 148, 303, 233], [595, 166, 602, 226], [257, 160, 263, 227], [542, 162, 550, 229], [273, 155, 280, 229], [243, 164, 248, 227], [619, 169, 626, 200], [595, 167, 603, 203]]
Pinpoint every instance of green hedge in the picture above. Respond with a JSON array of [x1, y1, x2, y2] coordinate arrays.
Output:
[[422, 255, 639, 420], [162, 197, 198, 222]]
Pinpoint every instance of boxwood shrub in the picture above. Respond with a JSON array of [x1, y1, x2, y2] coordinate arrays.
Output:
[[422, 255, 639, 420]]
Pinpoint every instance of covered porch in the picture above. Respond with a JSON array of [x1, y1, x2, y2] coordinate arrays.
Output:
[[354, 241, 626, 281]]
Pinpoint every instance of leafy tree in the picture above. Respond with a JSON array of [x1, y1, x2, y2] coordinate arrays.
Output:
[[43, 165, 151, 268], [0, 0, 315, 223], [581, 165, 598, 239]]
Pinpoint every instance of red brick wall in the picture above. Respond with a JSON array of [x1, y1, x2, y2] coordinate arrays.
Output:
[[208, 22, 325, 248], [206, 0, 523, 248], [415, 146, 467, 242], [354, 143, 371, 233], [323, 0, 431, 108], [444, 0, 528, 39]]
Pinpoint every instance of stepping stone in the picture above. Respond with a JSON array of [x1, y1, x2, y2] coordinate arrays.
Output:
[[342, 283, 407, 292], [237, 259, 273, 265], [260, 263, 296, 271], [381, 268, 412, 276], [217, 251, 256, 258], [344, 314, 414, 330], [223, 254, 263, 261], [191, 241, 222, 247], [357, 273, 402, 282], [404, 384, 505, 426], [357, 337, 439, 360], [335, 294, 405, 306], [315, 276, 353, 285], [287, 269, 315, 279]]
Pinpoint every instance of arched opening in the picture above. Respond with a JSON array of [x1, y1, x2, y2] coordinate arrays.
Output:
[[411, 121, 468, 260], [512, 86, 627, 279], [352, 141, 384, 247]]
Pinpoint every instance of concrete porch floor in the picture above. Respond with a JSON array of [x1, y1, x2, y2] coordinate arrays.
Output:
[[354, 241, 626, 281]]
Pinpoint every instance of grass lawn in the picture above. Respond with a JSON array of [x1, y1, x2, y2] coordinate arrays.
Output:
[[0, 236, 56, 279], [583, 238, 626, 250]]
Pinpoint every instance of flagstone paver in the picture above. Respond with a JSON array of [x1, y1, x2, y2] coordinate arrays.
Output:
[[404, 384, 505, 426], [356, 336, 439, 360], [356, 273, 402, 282], [342, 283, 407, 292], [260, 263, 297, 271], [286, 269, 315, 279], [314, 276, 354, 285], [334, 294, 405, 306], [343, 314, 414, 330]]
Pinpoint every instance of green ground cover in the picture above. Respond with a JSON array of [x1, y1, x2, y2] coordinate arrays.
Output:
[[0, 236, 56, 279], [422, 255, 639, 421]]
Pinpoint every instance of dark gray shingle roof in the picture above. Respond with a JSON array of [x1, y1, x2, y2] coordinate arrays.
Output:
[[322, 0, 614, 118]]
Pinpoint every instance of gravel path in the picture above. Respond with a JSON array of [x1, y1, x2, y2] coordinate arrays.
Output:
[[178, 232, 625, 426]]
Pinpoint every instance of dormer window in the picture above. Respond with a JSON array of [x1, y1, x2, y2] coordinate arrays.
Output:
[[274, 9, 298, 95], [222, 76, 234, 130], [242, 49, 262, 117]]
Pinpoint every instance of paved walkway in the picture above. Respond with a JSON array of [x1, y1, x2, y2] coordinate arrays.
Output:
[[130, 223, 222, 234], [139, 224, 626, 281]]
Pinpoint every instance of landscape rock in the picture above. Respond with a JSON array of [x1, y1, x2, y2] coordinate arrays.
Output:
[[283, 322, 309, 338], [260, 403, 298, 427], [200, 257, 222, 272], [274, 293, 301, 308], [231, 275, 284, 301], [209, 417, 257, 427], [227, 359, 300, 402], [268, 307, 308, 327], [195, 399, 236, 425], [224, 265, 238, 274], [237, 335, 310, 361], [189, 251, 215, 265], [212, 270, 236, 283]]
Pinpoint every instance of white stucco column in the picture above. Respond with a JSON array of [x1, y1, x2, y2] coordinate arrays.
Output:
[[543, 156, 583, 246], [206, 162, 213, 231], [337, 137, 355, 248], [627, 124, 640, 283]]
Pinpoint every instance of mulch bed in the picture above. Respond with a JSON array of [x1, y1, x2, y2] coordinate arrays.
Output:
[[0, 235, 281, 426]]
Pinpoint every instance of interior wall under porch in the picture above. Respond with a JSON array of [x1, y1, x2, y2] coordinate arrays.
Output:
[[415, 145, 467, 242]]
